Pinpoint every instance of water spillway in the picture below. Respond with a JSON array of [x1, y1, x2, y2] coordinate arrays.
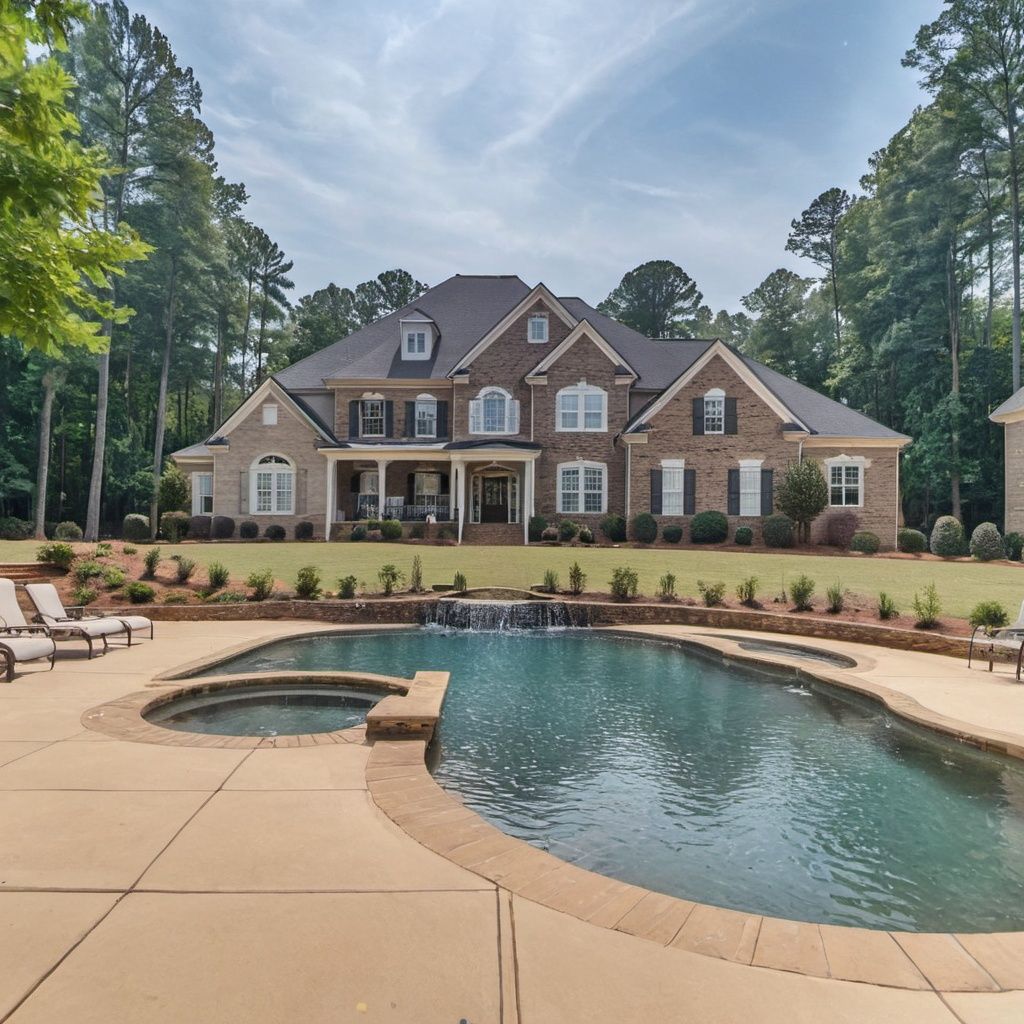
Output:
[[424, 598, 572, 631]]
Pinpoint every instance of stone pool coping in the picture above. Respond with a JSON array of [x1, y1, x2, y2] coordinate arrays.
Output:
[[364, 626, 1024, 993]]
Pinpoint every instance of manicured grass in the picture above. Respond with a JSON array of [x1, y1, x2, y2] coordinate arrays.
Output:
[[3, 538, 1023, 619]]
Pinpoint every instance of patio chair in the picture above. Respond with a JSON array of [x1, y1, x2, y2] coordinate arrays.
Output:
[[967, 599, 1024, 680], [0, 580, 56, 681], [23, 583, 133, 658]]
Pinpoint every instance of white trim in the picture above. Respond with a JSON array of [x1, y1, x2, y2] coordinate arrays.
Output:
[[660, 459, 686, 516], [824, 453, 868, 509], [190, 472, 213, 516], [250, 453, 295, 515], [738, 458, 764, 517], [261, 403, 278, 426], [556, 460, 608, 515], [527, 313, 549, 343], [528, 319, 637, 379], [449, 283, 578, 375], [413, 394, 438, 439], [556, 381, 608, 432], [469, 386, 519, 435], [703, 387, 725, 435], [624, 340, 807, 433], [801, 435, 910, 449]]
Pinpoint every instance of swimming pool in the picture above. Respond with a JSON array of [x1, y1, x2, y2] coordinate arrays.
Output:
[[203, 628, 1024, 931]]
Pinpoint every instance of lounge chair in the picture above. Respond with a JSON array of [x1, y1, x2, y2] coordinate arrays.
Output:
[[23, 582, 132, 658], [0, 580, 57, 681], [968, 599, 1024, 680]]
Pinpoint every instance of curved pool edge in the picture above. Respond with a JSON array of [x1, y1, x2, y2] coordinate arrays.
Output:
[[366, 626, 1024, 993]]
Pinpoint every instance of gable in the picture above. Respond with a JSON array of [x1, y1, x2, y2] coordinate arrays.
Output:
[[215, 379, 335, 445], [527, 320, 636, 381]]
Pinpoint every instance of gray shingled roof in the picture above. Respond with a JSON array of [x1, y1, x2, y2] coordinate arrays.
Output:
[[991, 387, 1024, 420], [169, 442, 213, 459]]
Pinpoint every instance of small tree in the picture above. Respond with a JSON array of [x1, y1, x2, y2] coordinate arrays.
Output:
[[158, 465, 190, 514], [776, 461, 828, 543]]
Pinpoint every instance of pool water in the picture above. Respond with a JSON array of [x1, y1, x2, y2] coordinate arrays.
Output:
[[205, 629, 1024, 931], [147, 684, 381, 736]]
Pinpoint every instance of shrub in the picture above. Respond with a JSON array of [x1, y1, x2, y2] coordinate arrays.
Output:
[[122, 544, 137, 556], [850, 531, 880, 555], [825, 581, 846, 614], [568, 562, 586, 595], [162, 591, 190, 605], [734, 577, 757, 607], [540, 526, 559, 542], [207, 561, 230, 591], [542, 568, 560, 593], [350, 524, 367, 541], [123, 581, 155, 604], [528, 515, 548, 542], [72, 559, 103, 584], [970, 522, 1004, 562], [825, 511, 859, 549], [0, 517, 30, 541], [295, 565, 322, 600], [578, 526, 594, 544], [264, 524, 286, 542], [380, 519, 403, 541], [175, 557, 197, 583], [657, 572, 677, 600], [897, 528, 928, 554], [776, 460, 829, 543], [159, 510, 190, 543], [294, 520, 315, 541], [36, 542, 75, 570], [1005, 531, 1024, 561], [53, 521, 83, 541], [930, 515, 965, 557], [188, 515, 211, 540], [367, 529, 383, 542], [969, 600, 1009, 632], [122, 513, 150, 541], [690, 510, 728, 544], [631, 512, 658, 544], [609, 566, 639, 601], [142, 547, 161, 579], [94, 541, 113, 558], [697, 579, 726, 607], [246, 569, 275, 601], [212, 516, 235, 540], [734, 526, 753, 546], [336, 575, 358, 599], [789, 575, 815, 611], [408, 523, 426, 540], [409, 555, 423, 593], [367, 519, 382, 532], [452, 570, 467, 592], [210, 590, 248, 604], [912, 583, 941, 628], [239, 520, 259, 540], [877, 592, 898, 620], [71, 585, 98, 606], [437, 527, 455, 542], [558, 519, 579, 542], [662, 524, 683, 543], [599, 513, 627, 543], [377, 564, 404, 595], [158, 464, 190, 513], [763, 514, 795, 548], [101, 566, 126, 589]]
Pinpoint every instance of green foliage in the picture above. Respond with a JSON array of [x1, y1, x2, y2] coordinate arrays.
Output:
[[578, 526, 594, 545], [452, 570, 467, 592], [246, 569, 274, 601], [930, 516, 965, 557], [174, 557, 196, 583], [336, 576, 358, 599], [71, 559, 103, 584], [609, 566, 639, 601], [789, 575, 815, 611], [158, 466, 190, 514], [122, 544, 137, 555], [734, 526, 753, 546], [159, 510, 190, 542], [850, 531, 880, 554], [70, 584, 98, 606], [599, 514, 627, 543], [877, 592, 898, 620], [101, 566, 125, 589], [122, 581, 155, 604], [93, 541, 113, 557], [264, 524, 286, 542], [141, 546, 161, 579], [161, 590, 189, 605], [568, 562, 586, 595], [697, 579, 726, 607], [558, 519, 579, 542], [969, 522, 1004, 562], [1005, 532, 1024, 561], [377, 563, 403, 596], [630, 513, 657, 544], [897, 528, 928, 554], [209, 590, 247, 604], [36, 541, 75, 569], [212, 517, 235, 540], [662, 524, 683, 543], [540, 526, 558, 542], [825, 581, 846, 614], [350, 524, 367, 541], [912, 583, 942, 628], [736, 576, 759, 606], [528, 515, 547, 542], [122, 514, 150, 541], [657, 572, 677, 600], [294, 521, 314, 541], [775, 462, 828, 542], [542, 568, 560, 593], [597, 260, 703, 337], [690, 511, 728, 543], [763, 514, 795, 548], [380, 519, 403, 541], [969, 600, 1009, 632], [53, 521, 83, 540], [187, 516, 210, 540], [409, 555, 424, 593], [206, 561, 229, 591], [0, 516, 32, 539], [295, 565, 322, 600], [239, 521, 259, 540], [825, 511, 859, 549]]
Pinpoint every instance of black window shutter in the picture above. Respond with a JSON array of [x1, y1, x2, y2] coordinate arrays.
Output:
[[404, 401, 416, 438], [295, 469, 308, 515], [683, 469, 696, 515], [727, 468, 740, 515], [406, 473, 415, 502], [725, 397, 738, 434], [384, 401, 394, 437], [440, 472, 449, 493], [760, 468, 774, 516], [348, 400, 359, 437], [436, 401, 449, 438], [239, 471, 249, 514], [692, 397, 705, 435], [650, 469, 663, 514]]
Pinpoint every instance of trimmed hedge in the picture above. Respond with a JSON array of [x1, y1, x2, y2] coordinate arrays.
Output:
[[188, 515, 212, 540], [122, 513, 150, 541], [690, 510, 728, 544], [53, 521, 83, 541], [825, 511, 859, 549], [762, 514, 794, 548], [528, 515, 547, 542], [1006, 531, 1024, 561], [734, 526, 753, 546], [558, 519, 579, 542], [264, 524, 286, 541], [631, 513, 658, 544], [212, 516, 235, 540], [970, 522, 1004, 561], [600, 514, 627, 543], [159, 510, 190, 542], [930, 515, 964, 557], [239, 520, 259, 540], [850, 530, 880, 554], [0, 516, 32, 540], [662, 524, 683, 543], [897, 527, 927, 554], [295, 520, 314, 541], [380, 519, 403, 541]]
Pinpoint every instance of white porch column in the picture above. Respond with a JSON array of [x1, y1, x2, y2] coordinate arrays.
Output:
[[375, 458, 390, 518], [323, 457, 335, 541], [454, 460, 465, 544], [523, 460, 535, 544]]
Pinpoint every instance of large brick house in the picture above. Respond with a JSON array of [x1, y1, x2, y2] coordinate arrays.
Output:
[[991, 388, 1024, 532], [171, 275, 910, 545]]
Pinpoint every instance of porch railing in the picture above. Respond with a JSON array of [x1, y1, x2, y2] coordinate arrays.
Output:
[[351, 494, 453, 522]]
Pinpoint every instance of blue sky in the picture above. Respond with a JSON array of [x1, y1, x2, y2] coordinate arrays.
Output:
[[133, 0, 937, 312]]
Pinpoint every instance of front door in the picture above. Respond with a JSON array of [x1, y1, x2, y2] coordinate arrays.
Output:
[[481, 475, 509, 523]]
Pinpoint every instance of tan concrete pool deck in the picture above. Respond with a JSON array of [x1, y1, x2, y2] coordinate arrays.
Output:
[[1, 620, 1023, 1022]]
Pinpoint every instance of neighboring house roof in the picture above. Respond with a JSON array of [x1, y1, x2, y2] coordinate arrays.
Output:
[[991, 387, 1024, 422]]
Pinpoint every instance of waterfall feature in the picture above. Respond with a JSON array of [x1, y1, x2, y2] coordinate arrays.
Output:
[[425, 598, 573, 631]]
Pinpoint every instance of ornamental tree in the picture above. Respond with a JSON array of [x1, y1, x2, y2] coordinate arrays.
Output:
[[776, 461, 829, 543]]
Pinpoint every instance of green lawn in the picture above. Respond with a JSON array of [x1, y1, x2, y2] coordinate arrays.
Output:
[[4, 538, 1023, 620]]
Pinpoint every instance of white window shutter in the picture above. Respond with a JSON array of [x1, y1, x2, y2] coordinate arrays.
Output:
[[469, 399, 482, 433], [509, 400, 520, 434]]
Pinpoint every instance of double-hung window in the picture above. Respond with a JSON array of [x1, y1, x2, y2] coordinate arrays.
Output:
[[661, 460, 685, 515], [704, 388, 725, 434], [192, 473, 213, 515], [739, 461, 762, 516], [829, 462, 863, 506], [252, 455, 293, 514], [556, 384, 607, 432], [558, 461, 606, 514], [528, 314, 548, 342], [483, 391, 506, 432], [415, 397, 437, 438], [414, 472, 441, 503], [406, 331, 426, 356], [361, 399, 384, 437]]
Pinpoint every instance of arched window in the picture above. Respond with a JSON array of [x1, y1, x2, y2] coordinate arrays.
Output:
[[703, 388, 725, 434], [251, 454, 294, 514], [556, 382, 607, 432], [469, 386, 519, 434]]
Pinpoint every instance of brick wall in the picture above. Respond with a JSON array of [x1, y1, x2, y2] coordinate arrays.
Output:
[[1004, 420, 1024, 533], [333, 384, 455, 441]]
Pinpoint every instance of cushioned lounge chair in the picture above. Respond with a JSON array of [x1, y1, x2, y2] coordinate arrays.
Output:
[[23, 582, 131, 658], [0, 579, 58, 680], [968, 599, 1024, 680]]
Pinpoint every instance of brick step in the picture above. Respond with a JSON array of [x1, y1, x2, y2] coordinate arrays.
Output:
[[460, 523, 524, 545], [0, 563, 64, 582]]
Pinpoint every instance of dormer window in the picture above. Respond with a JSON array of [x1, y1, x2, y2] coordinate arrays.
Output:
[[400, 313, 435, 360], [528, 314, 549, 343], [406, 331, 426, 357]]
